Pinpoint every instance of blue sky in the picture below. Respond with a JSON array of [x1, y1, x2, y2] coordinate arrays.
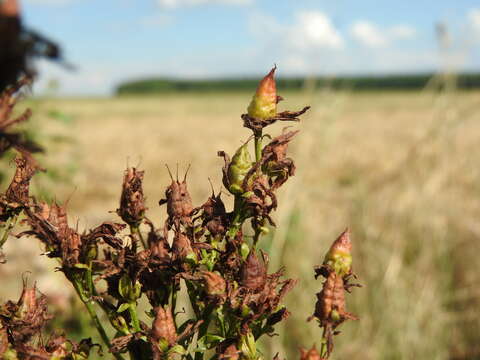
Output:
[[19, 0, 480, 95]]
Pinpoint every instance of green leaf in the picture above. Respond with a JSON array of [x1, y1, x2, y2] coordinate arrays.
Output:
[[73, 263, 89, 270], [240, 243, 250, 260], [132, 281, 142, 301], [117, 303, 130, 313], [185, 253, 197, 265], [157, 338, 169, 353], [169, 344, 186, 355], [203, 334, 225, 346]]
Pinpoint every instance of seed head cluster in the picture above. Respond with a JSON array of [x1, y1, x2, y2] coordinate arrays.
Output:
[[0, 69, 360, 360]]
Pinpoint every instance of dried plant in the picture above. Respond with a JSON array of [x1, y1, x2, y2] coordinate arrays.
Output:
[[0, 67, 361, 360]]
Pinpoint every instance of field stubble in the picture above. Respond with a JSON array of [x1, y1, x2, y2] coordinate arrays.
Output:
[[2, 89, 480, 359]]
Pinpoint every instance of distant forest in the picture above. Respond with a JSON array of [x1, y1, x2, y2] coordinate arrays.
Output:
[[116, 73, 480, 94]]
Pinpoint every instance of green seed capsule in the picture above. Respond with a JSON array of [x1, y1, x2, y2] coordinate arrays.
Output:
[[323, 229, 353, 277], [247, 67, 277, 120], [227, 143, 253, 195]]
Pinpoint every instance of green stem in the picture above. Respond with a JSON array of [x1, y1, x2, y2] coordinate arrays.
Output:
[[253, 227, 261, 247], [195, 305, 214, 360], [171, 282, 177, 316], [0, 215, 17, 248], [227, 196, 244, 239], [72, 278, 125, 360], [128, 302, 141, 332], [320, 326, 328, 358]]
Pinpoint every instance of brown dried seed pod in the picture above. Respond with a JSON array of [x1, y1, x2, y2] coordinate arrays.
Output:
[[201, 271, 226, 296], [240, 250, 267, 291], [151, 306, 177, 346], [219, 343, 239, 360], [5, 156, 37, 205], [312, 271, 358, 326], [172, 231, 194, 260], [299, 345, 323, 360], [147, 224, 170, 260], [117, 167, 146, 226], [159, 165, 193, 230]]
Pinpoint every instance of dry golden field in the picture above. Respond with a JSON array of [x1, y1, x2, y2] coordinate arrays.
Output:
[[2, 87, 480, 359]]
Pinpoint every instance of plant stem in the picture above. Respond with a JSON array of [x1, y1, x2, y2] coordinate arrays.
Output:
[[71, 278, 125, 360], [130, 224, 147, 250], [0, 215, 17, 249], [254, 130, 262, 162], [320, 326, 328, 358], [227, 196, 244, 239], [128, 302, 141, 332], [195, 305, 214, 360]]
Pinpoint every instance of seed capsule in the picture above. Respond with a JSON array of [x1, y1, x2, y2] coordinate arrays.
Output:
[[323, 228, 352, 277], [247, 67, 277, 120], [117, 167, 146, 227], [152, 306, 177, 346], [227, 143, 253, 195], [201, 271, 226, 296], [299, 345, 323, 360], [240, 250, 267, 291]]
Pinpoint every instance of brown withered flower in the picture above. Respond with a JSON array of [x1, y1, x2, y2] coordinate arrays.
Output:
[[117, 167, 146, 227], [0, 282, 51, 345], [195, 186, 229, 237], [21, 201, 125, 269], [0, 77, 43, 158], [261, 130, 298, 190], [243, 174, 277, 227], [146, 220, 170, 261], [0, 156, 38, 222]]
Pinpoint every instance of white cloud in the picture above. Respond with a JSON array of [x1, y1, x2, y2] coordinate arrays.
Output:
[[156, 0, 252, 8], [350, 21, 387, 47], [289, 11, 344, 50], [389, 25, 416, 39], [468, 9, 480, 38], [351, 21, 416, 47]]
